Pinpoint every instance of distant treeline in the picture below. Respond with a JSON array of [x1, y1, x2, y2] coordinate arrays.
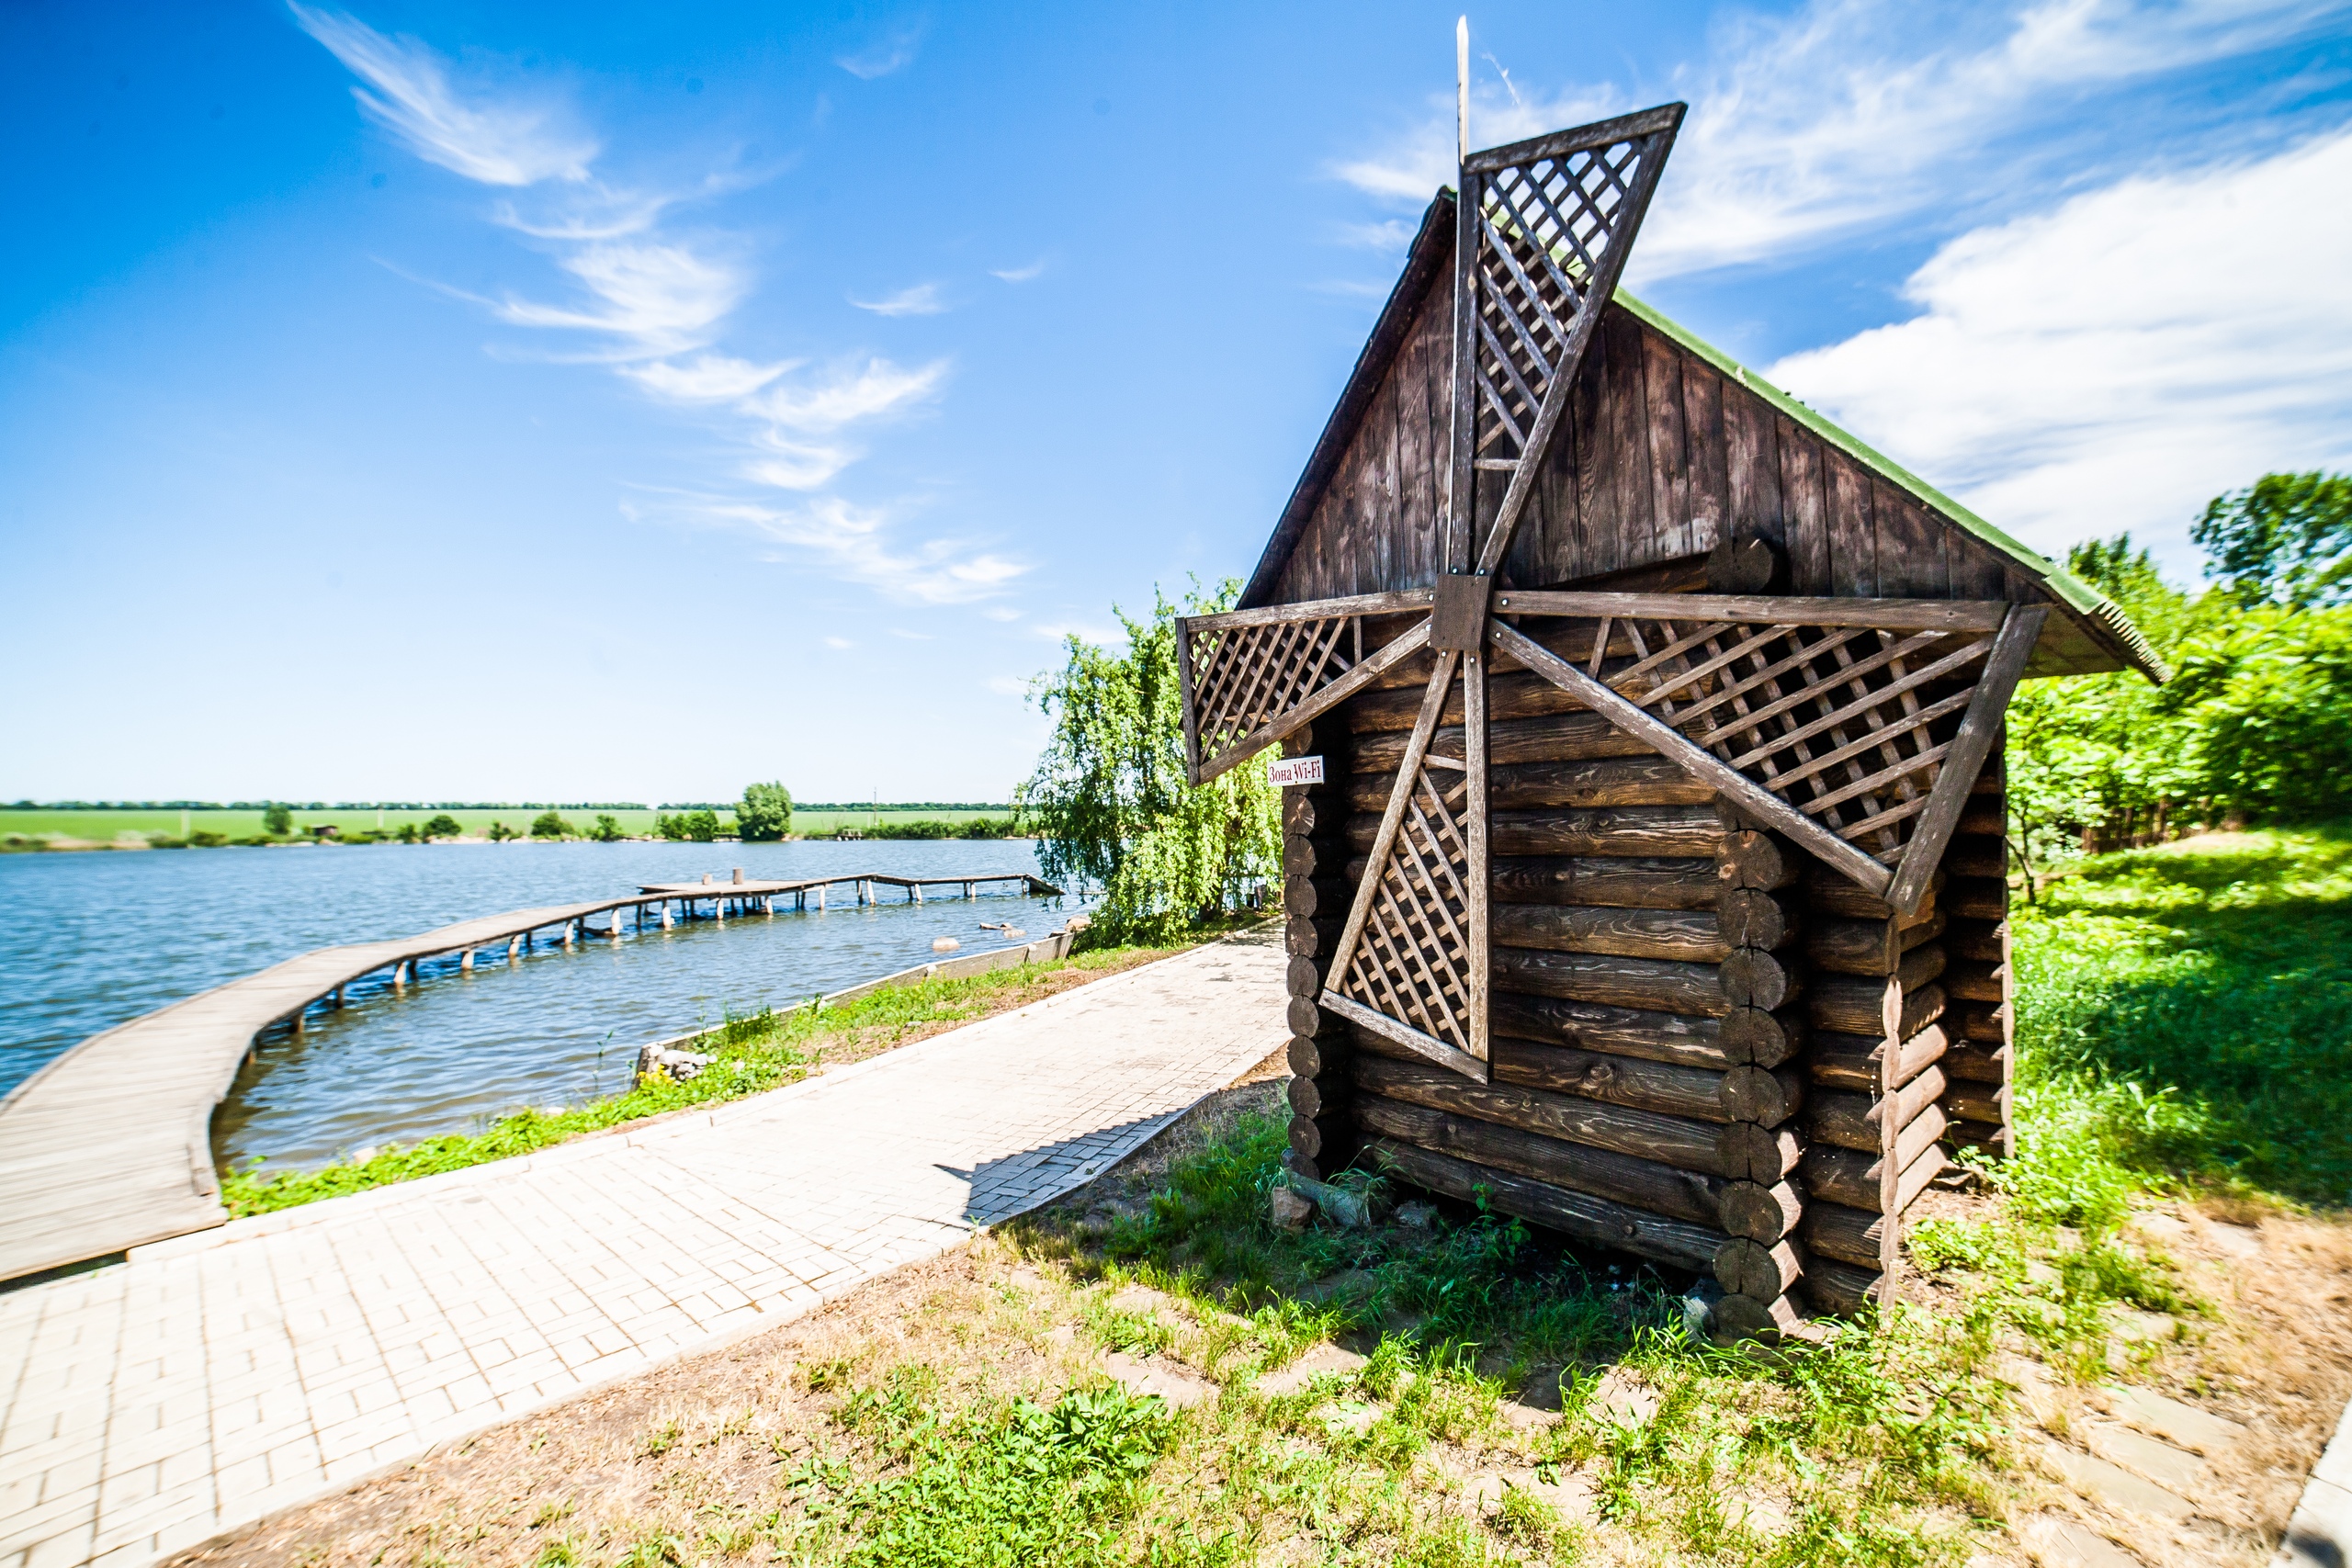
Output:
[[10, 800, 653, 811], [796, 802, 1011, 812]]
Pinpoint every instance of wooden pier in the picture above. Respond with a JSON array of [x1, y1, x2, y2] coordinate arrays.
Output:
[[0, 869, 1065, 1282]]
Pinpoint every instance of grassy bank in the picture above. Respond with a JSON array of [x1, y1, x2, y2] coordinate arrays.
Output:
[[2008, 824, 2352, 1213], [0, 805, 1020, 846], [219, 942, 1187, 1218]]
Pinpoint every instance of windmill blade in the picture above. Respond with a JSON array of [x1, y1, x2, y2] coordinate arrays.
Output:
[[1447, 103, 1685, 578], [1486, 597, 2047, 912], [1177, 591, 1433, 785], [1318, 650, 1490, 1081]]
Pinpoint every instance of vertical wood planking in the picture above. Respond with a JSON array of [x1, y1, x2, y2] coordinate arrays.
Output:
[[1723, 376, 1784, 551], [1603, 313, 1657, 578], [1679, 355, 1730, 556], [1871, 484, 1949, 601], [1826, 453, 1879, 597], [1642, 328, 1693, 562], [1778, 422, 1831, 594]]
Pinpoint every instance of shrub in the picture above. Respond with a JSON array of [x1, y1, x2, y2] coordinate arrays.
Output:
[[737, 782, 792, 840], [531, 810, 575, 840], [188, 830, 229, 848], [422, 814, 462, 840], [487, 820, 521, 841], [658, 809, 721, 842], [588, 813, 625, 841], [262, 803, 292, 836]]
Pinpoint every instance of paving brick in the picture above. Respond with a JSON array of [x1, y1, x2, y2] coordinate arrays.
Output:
[[0, 935, 1284, 1567]]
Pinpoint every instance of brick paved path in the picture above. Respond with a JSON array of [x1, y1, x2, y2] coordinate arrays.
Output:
[[0, 932, 1286, 1568]]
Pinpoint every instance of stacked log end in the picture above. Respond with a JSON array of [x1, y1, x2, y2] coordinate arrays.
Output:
[[1939, 748, 2013, 1160], [1282, 723, 1356, 1181], [1793, 860, 1954, 1314]]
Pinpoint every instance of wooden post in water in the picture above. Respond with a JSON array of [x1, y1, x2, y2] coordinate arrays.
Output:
[[507, 935, 521, 964], [563, 923, 576, 950], [392, 960, 410, 989], [662, 901, 674, 930], [461, 947, 475, 971]]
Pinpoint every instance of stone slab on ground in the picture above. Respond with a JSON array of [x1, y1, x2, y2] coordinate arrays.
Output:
[[0, 932, 1286, 1568]]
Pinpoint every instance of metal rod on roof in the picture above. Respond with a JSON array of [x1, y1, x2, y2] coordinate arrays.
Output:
[[1455, 17, 1470, 166]]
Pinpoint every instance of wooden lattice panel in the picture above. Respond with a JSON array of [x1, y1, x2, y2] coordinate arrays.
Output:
[[1489, 594, 2047, 912], [1185, 615, 1354, 768], [1453, 105, 1683, 579], [1335, 761, 1477, 1056], [1468, 141, 1645, 469], [1177, 592, 1435, 785]]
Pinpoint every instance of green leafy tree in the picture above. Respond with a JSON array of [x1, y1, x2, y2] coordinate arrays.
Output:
[[262, 802, 292, 836], [2192, 469, 2352, 608], [659, 809, 721, 842], [1023, 581, 1279, 942], [737, 782, 793, 841], [422, 814, 462, 840], [487, 819, 520, 841], [393, 822, 422, 844], [530, 810, 575, 840], [588, 813, 625, 841]]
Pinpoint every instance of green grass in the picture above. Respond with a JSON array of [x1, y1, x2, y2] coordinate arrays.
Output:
[[0, 806, 1022, 845], [218, 944, 1176, 1217], [2007, 822, 2352, 1213]]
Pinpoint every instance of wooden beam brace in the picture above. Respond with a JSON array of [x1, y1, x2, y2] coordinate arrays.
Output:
[[1323, 651, 1461, 1017], [1489, 619, 1895, 899], [1491, 591, 2008, 632], [1881, 604, 2046, 915]]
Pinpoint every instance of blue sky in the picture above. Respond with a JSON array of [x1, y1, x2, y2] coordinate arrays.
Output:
[[5, 0, 2348, 804]]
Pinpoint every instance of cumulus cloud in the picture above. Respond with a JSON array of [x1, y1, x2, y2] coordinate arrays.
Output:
[[1333, 0, 2346, 279], [289, 4, 596, 185], [849, 282, 946, 317], [1768, 128, 2352, 572]]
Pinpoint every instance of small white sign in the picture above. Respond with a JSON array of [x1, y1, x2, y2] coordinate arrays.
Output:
[[1266, 755, 1326, 788]]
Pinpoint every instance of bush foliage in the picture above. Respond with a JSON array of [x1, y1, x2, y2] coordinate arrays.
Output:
[[1023, 581, 1279, 942]]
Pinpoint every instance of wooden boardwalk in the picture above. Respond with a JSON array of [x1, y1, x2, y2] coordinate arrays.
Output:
[[0, 872, 1064, 1283]]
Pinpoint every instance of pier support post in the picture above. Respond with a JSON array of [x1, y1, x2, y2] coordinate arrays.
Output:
[[662, 901, 674, 930], [563, 924, 576, 950], [819, 884, 827, 911], [717, 897, 726, 923], [293, 1008, 305, 1034], [912, 884, 922, 904], [610, 912, 622, 943], [333, 985, 345, 1008], [392, 960, 410, 989], [461, 948, 475, 971], [507, 936, 521, 964]]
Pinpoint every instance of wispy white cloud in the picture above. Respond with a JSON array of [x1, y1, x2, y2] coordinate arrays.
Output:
[[618, 354, 797, 403], [837, 25, 924, 80], [288, 4, 596, 186], [824, 636, 854, 649], [888, 628, 934, 640], [1769, 127, 2352, 574], [989, 259, 1047, 283], [296, 7, 1020, 604], [748, 358, 949, 434], [1333, 0, 2348, 281], [982, 606, 1021, 622], [849, 282, 946, 317]]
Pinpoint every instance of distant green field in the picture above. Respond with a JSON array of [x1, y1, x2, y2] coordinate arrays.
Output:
[[0, 806, 1019, 845]]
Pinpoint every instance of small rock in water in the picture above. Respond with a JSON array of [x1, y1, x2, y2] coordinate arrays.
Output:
[[1002, 928, 1027, 940], [636, 1043, 715, 1083], [1269, 1187, 1317, 1233], [933, 937, 960, 953]]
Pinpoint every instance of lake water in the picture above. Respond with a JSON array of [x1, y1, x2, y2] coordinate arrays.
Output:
[[0, 840, 1091, 1172]]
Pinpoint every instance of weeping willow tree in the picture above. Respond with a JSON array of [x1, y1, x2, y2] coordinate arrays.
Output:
[[1023, 581, 1280, 943]]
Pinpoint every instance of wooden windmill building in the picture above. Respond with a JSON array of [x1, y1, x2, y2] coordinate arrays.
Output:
[[1176, 105, 2165, 1337]]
